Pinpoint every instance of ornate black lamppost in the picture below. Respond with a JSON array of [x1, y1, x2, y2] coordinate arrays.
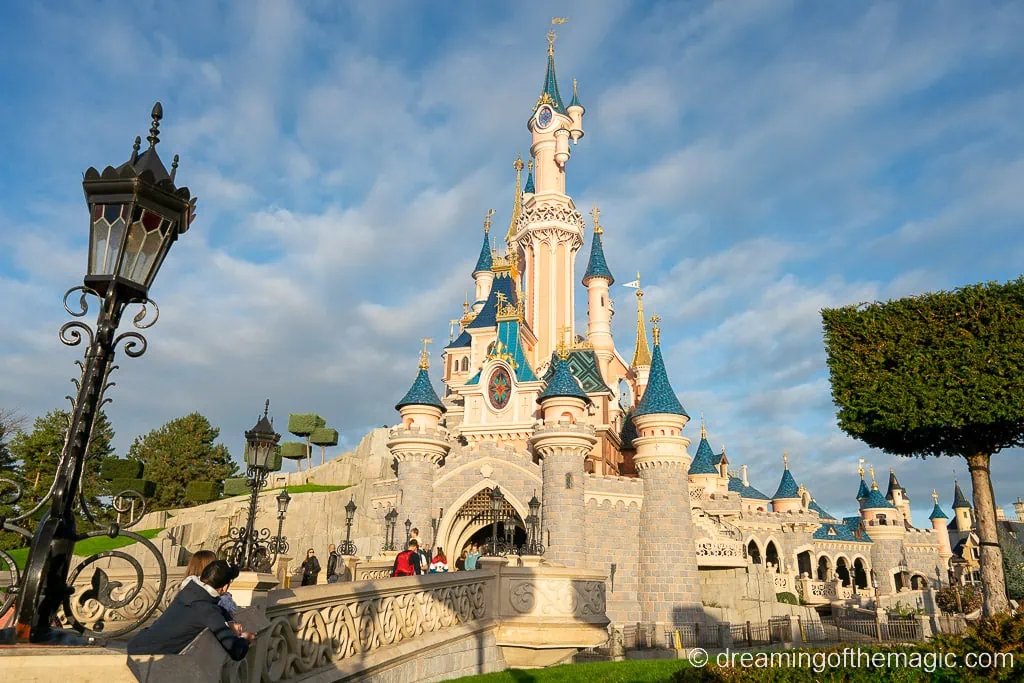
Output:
[[1, 103, 195, 645], [404, 518, 412, 545], [220, 401, 290, 572], [338, 497, 358, 556], [382, 507, 398, 551], [521, 494, 545, 556], [489, 486, 504, 556]]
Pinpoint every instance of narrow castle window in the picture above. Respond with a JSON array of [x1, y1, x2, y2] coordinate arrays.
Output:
[[565, 473, 573, 489]]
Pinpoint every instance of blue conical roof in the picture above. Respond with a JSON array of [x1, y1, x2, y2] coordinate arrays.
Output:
[[537, 49, 566, 113], [929, 503, 948, 520], [808, 500, 835, 520], [634, 343, 688, 417], [688, 437, 719, 475], [524, 168, 535, 194], [856, 478, 870, 500], [473, 231, 492, 274], [773, 468, 800, 500], [582, 231, 614, 285], [862, 485, 895, 510], [952, 481, 971, 509], [538, 356, 589, 403], [395, 368, 445, 412], [569, 78, 584, 111]]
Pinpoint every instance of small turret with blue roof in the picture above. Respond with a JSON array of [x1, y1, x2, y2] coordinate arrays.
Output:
[[473, 225, 493, 275], [860, 467, 896, 511], [688, 414, 720, 476], [523, 159, 535, 194], [395, 340, 446, 416], [633, 315, 688, 418], [771, 452, 802, 512], [582, 208, 614, 286], [538, 352, 590, 405], [929, 490, 948, 521]]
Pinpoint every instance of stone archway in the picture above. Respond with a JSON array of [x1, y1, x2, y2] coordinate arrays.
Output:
[[439, 483, 529, 558], [817, 555, 832, 581]]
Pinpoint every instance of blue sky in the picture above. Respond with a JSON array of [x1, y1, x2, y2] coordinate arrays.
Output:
[[1, 1, 1022, 523]]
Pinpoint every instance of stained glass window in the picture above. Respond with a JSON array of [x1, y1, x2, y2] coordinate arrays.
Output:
[[488, 367, 512, 410]]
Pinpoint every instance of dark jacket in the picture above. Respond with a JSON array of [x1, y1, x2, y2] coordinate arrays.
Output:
[[301, 557, 321, 578], [326, 552, 339, 578], [127, 581, 249, 661]]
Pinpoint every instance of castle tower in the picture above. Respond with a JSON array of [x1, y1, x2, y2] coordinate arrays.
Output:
[[952, 478, 972, 532], [630, 278, 652, 402], [862, 468, 905, 595], [856, 460, 870, 506], [886, 468, 912, 527], [771, 452, 802, 513], [530, 348, 596, 567], [387, 342, 451, 536], [582, 204, 615, 374], [472, 211, 495, 313], [688, 414, 722, 496], [631, 316, 701, 639], [510, 27, 587, 361], [929, 490, 952, 582]]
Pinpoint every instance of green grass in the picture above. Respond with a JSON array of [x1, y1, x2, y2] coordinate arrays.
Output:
[[449, 660, 691, 683], [268, 483, 351, 495], [0, 528, 164, 571]]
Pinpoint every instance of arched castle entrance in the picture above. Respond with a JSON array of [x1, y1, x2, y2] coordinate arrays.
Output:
[[437, 484, 528, 557]]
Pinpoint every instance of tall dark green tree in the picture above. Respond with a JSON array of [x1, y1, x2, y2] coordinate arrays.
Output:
[[128, 413, 237, 509], [998, 525, 1024, 602], [9, 409, 115, 512], [822, 277, 1024, 616], [0, 409, 27, 550]]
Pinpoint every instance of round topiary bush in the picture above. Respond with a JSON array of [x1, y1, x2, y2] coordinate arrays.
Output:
[[109, 478, 157, 498], [776, 591, 799, 605], [101, 457, 143, 481]]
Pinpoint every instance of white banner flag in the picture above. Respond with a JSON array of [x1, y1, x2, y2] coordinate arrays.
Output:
[[622, 280, 640, 289]]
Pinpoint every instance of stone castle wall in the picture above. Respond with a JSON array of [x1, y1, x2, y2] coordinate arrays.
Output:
[[584, 498, 641, 624]]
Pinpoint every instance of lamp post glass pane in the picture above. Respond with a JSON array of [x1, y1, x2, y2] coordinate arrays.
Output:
[[277, 490, 291, 515], [247, 438, 274, 470], [119, 206, 175, 288], [345, 498, 357, 522], [89, 204, 129, 276]]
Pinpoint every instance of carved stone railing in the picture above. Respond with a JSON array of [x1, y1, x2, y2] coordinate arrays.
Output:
[[695, 540, 747, 568], [774, 573, 794, 593], [798, 578, 839, 604], [57, 567, 188, 634], [352, 559, 395, 581]]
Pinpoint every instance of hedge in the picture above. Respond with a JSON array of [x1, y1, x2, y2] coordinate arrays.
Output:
[[288, 413, 325, 436], [223, 477, 251, 497], [109, 478, 157, 498], [280, 442, 309, 460], [185, 480, 222, 504], [310, 427, 339, 447], [776, 592, 798, 605], [101, 457, 143, 480]]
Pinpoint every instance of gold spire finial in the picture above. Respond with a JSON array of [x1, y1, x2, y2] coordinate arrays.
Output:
[[590, 203, 603, 235], [650, 314, 662, 346], [548, 17, 567, 55], [463, 292, 469, 312], [514, 155, 524, 172], [483, 208, 495, 234], [858, 458, 865, 479], [783, 451, 789, 470], [507, 157, 524, 244], [869, 465, 878, 489], [932, 489, 939, 504], [631, 273, 652, 368], [555, 325, 572, 360], [700, 412, 707, 439], [419, 338, 433, 370]]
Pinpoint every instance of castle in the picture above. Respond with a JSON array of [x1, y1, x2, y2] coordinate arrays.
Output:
[[369, 28, 998, 639]]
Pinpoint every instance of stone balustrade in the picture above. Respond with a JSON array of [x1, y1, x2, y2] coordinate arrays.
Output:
[[694, 539, 748, 567]]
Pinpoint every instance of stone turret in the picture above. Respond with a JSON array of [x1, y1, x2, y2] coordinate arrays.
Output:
[[582, 205, 615, 374], [861, 467, 905, 595], [687, 415, 722, 496], [472, 213, 495, 313], [531, 352, 596, 568], [929, 490, 952, 579], [630, 317, 700, 642], [886, 468, 913, 527], [771, 452, 802, 513], [952, 478, 972, 532], [388, 344, 451, 536]]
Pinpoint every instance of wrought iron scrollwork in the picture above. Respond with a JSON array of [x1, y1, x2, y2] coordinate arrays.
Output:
[[337, 540, 358, 556], [112, 331, 148, 358]]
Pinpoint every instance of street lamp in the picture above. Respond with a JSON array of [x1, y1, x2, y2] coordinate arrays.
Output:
[[1, 102, 195, 645], [522, 493, 545, 556], [219, 401, 288, 572], [382, 508, 398, 551], [489, 486, 504, 556], [404, 518, 412, 545], [338, 497, 358, 556]]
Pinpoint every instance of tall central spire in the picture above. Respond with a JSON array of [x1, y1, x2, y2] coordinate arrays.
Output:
[[537, 24, 566, 113], [507, 156, 524, 245], [632, 274, 652, 368]]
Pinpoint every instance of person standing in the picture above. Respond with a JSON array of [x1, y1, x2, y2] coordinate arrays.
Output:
[[410, 527, 431, 572], [300, 548, 321, 586], [430, 547, 449, 573], [464, 543, 481, 571], [326, 544, 340, 584], [455, 548, 468, 571], [391, 539, 423, 577]]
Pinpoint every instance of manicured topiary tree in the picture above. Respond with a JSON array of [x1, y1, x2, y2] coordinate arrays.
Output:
[[100, 456, 157, 499], [185, 480, 222, 505], [310, 427, 339, 466], [288, 413, 325, 470], [822, 277, 1024, 616], [280, 442, 309, 471], [223, 477, 250, 497]]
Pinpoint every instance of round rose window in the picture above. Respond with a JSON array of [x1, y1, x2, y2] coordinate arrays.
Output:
[[487, 367, 512, 410]]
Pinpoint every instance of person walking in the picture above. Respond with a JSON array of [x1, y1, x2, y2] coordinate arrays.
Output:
[[127, 560, 254, 661], [464, 543, 481, 571], [430, 547, 449, 573], [300, 548, 321, 586], [391, 539, 423, 577], [326, 544, 340, 584]]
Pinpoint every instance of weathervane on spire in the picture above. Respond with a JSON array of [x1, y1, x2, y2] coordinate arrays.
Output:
[[419, 338, 433, 370], [590, 203, 603, 234], [858, 458, 865, 478], [484, 208, 495, 234], [548, 17, 567, 54], [700, 412, 707, 439], [783, 450, 789, 470], [650, 314, 661, 345], [932, 489, 939, 504]]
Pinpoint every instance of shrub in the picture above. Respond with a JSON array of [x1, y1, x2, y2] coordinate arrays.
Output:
[[936, 585, 982, 614], [100, 457, 142, 480], [309, 427, 338, 446], [776, 592, 798, 605], [223, 477, 250, 497], [109, 478, 156, 498], [287, 414, 325, 437], [185, 480, 222, 504], [280, 442, 308, 460]]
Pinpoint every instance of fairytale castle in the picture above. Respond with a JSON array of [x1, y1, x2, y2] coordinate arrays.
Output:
[[367, 28, 1010, 636]]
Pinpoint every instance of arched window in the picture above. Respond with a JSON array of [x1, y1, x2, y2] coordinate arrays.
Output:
[[462, 357, 469, 372]]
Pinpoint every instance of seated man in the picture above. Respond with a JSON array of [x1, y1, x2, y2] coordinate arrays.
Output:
[[128, 560, 254, 661]]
